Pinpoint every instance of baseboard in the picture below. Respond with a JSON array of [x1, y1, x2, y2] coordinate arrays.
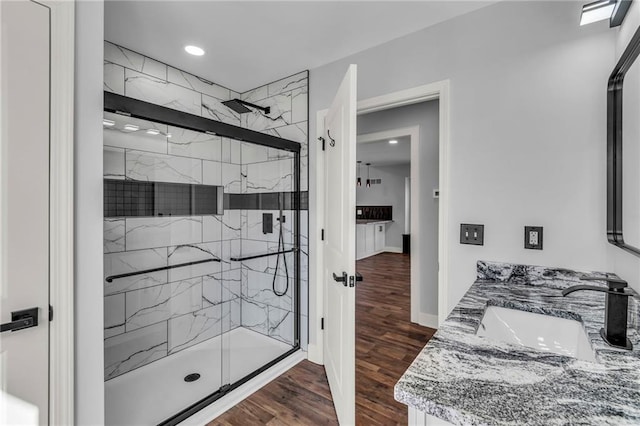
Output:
[[384, 246, 403, 253], [306, 343, 322, 365], [418, 313, 439, 329], [178, 351, 306, 425]]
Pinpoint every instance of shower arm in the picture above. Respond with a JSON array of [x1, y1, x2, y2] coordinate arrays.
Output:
[[235, 99, 270, 114]]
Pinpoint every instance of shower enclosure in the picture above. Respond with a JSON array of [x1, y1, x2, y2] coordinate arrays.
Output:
[[102, 92, 300, 425]]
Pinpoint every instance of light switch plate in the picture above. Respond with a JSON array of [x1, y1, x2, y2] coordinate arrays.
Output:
[[460, 224, 484, 245]]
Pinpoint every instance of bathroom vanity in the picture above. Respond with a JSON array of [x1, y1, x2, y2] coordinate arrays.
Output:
[[395, 261, 640, 425]]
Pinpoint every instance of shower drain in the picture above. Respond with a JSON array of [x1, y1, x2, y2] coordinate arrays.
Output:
[[184, 373, 201, 383]]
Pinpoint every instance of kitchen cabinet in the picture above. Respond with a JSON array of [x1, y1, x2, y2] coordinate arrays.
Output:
[[356, 221, 390, 260]]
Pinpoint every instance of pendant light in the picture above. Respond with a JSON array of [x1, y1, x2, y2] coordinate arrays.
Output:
[[366, 163, 371, 188], [357, 161, 362, 186]]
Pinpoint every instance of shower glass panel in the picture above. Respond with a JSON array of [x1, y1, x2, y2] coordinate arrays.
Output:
[[102, 94, 300, 425]]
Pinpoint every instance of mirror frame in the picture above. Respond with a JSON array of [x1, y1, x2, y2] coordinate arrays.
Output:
[[608, 25, 640, 257]]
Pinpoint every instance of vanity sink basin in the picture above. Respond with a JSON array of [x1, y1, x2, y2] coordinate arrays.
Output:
[[476, 306, 596, 362]]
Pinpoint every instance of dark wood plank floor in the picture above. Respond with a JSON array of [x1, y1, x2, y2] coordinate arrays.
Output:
[[210, 252, 435, 425]]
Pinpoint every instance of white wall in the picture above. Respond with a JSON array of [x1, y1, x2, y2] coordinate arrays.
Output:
[[609, 2, 640, 292], [74, 0, 105, 424], [310, 0, 617, 328], [356, 101, 440, 315], [356, 164, 410, 248]]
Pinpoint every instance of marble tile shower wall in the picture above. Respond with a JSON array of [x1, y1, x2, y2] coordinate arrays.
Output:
[[103, 41, 308, 380]]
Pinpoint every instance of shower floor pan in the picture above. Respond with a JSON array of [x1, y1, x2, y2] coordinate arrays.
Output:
[[105, 327, 292, 425]]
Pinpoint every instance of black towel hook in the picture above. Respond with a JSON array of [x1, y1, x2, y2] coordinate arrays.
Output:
[[327, 129, 336, 147]]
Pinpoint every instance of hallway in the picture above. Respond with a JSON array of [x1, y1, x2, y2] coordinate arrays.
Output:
[[211, 252, 436, 425]]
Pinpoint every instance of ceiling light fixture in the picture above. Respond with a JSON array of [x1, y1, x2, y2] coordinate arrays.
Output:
[[124, 124, 139, 132], [580, 0, 632, 27], [389, 139, 398, 144], [146, 129, 160, 135], [357, 161, 362, 187], [184, 45, 205, 56], [366, 163, 371, 188], [103, 119, 115, 127]]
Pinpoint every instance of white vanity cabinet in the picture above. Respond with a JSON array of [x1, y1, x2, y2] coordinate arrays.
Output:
[[356, 221, 390, 260]]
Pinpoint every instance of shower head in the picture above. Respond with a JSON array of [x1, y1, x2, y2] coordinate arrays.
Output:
[[222, 98, 270, 115]]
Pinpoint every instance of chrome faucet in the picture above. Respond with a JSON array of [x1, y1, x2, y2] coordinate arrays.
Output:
[[562, 276, 633, 350]]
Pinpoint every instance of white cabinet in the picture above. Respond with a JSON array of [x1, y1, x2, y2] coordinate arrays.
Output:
[[374, 224, 385, 252], [356, 221, 389, 260]]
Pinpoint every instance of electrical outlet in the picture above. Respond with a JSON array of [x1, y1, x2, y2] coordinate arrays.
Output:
[[460, 224, 484, 245], [525, 226, 543, 250]]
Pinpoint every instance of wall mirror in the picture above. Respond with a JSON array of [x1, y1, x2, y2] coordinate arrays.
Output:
[[608, 25, 640, 256]]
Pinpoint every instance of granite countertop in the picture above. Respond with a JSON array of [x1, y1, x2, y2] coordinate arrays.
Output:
[[394, 261, 640, 425], [355, 219, 392, 225]]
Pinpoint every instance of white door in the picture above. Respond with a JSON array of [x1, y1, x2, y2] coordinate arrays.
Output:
[[322, 64, 357, 425], [0, 1, 51, 424]]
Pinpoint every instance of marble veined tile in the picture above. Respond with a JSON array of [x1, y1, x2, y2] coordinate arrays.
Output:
[[239, 240, 270, 274], [105, 42, 167, 80], [104, 248, 168, 295], [245, 158, 293, 193], [167, 242, 222, 282], [245, 269, 292, 312], [126, 150, 202, 184], [125, 277, 202, 331], [168, 126, 222, 161], [222, 138, 241, 164], [241, 298, 268, 336], [202, 160, 223, 186], [241, 85, 268, 103], [222, 298, 241, 332], [104, 321, 167, 380], [268, 306, 294, 345], [125, 217, 202, 251], [104, 218, 125, 254], [202, 268, 241, 306], [104, 147, 125, 180], [104, 293, 125, 339], [168, 304, 222, 354], [167, 67, 230, 100], [202, 94, 240, 126], [263, 123, 307, 144], [104, 61, 125, 95], [242, 94, 292, 132], [202, 216, 223, 243], [221, 210, 241, 240], [221, 239, 240, 272], [125, 69, 201, 115], [269, 72, 307, 97], [222, 162, 241, 193], [291, 86, 308, 124], [300, 314, 308, 351], [103, 112, 168, 154]]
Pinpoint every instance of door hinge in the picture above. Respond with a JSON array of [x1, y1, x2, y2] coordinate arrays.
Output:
[[349, 275, 355, 288], [49, 305, 53, 322], [321, 317, 324, 330], [321, 229, 325, 241]]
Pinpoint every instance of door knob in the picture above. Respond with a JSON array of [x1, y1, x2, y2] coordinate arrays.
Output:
[[0, 307, 39, 333]]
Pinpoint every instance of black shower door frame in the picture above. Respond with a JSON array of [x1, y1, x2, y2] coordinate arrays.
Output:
[[104, 91, 302, 426]]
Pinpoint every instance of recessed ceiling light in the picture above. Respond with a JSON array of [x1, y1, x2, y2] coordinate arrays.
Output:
[[146, 129, 160, 135], [103, 119, 115, 127], [185, 45, 205, 56], [124, 124, 139, 132], [389, 139, 398, 144]]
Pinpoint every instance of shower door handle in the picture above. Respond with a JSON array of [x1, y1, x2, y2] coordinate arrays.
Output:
[[333, 272, 348, 286]]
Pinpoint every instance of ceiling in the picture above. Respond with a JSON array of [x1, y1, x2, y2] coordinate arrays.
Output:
[[104, 1, 497, 92], [357, 136, 411, 167]]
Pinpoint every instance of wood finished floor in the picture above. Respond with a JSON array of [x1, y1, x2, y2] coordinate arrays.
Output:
[[210, 252, 436, 425]]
